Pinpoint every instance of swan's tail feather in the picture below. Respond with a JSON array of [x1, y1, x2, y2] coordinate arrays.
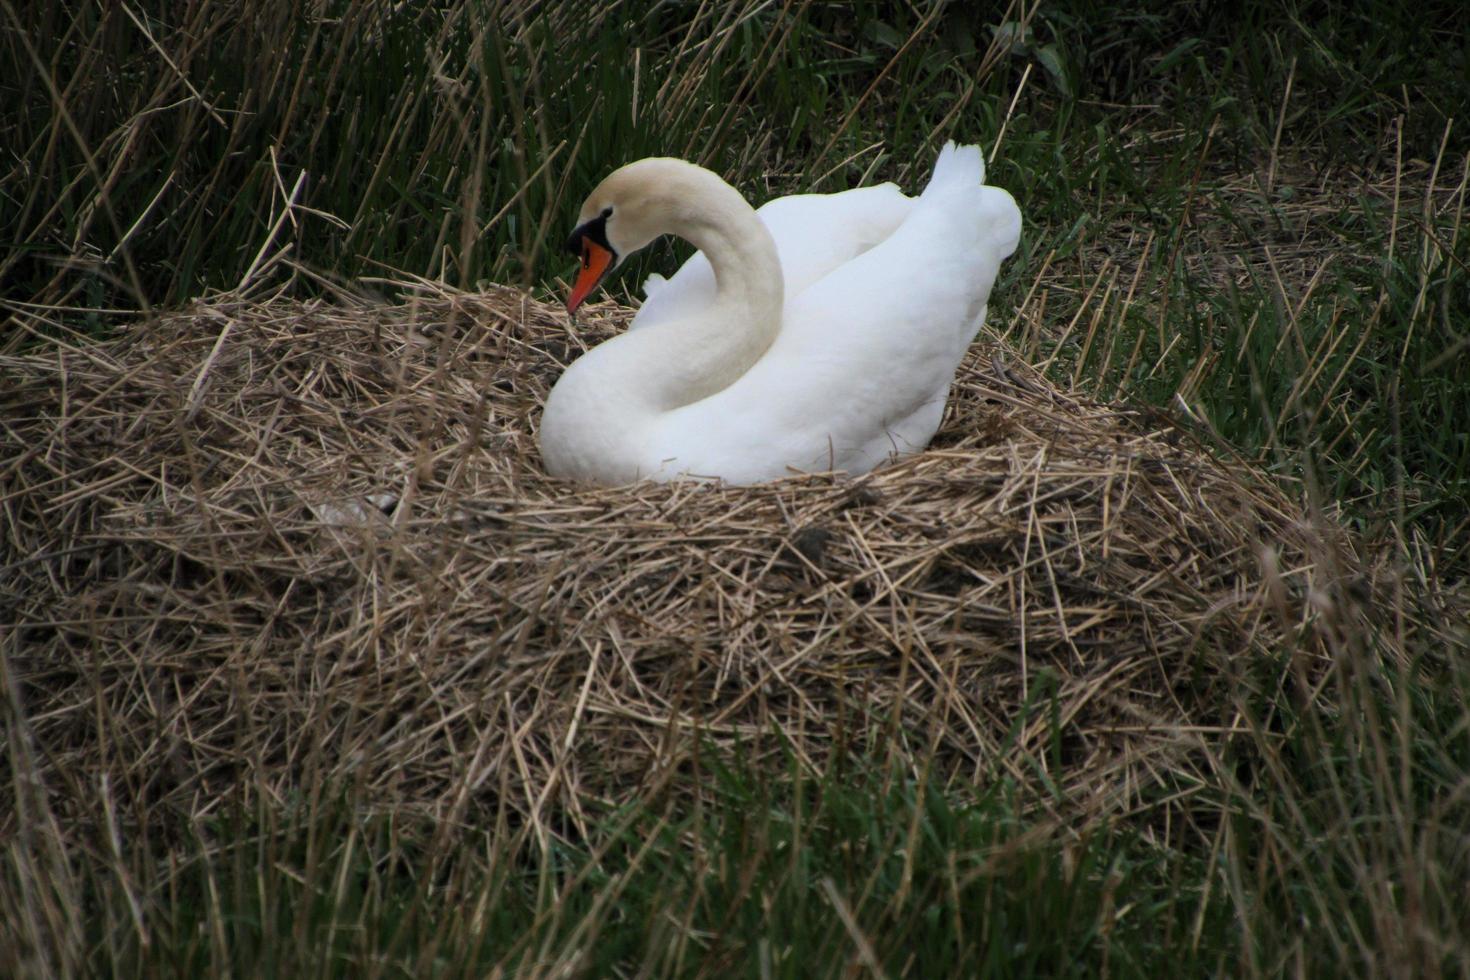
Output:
[[919, 140, 1021, 260], [922, 141, 986, 196]]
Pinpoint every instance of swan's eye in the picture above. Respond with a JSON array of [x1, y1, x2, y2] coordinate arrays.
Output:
[[601, 206, 613, 219]]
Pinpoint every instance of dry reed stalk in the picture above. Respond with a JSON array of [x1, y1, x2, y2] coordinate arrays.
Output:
[[0, 285, 1422, 845]]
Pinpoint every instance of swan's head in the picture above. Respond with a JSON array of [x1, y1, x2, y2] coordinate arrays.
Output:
[[563, 159, 694, 314]]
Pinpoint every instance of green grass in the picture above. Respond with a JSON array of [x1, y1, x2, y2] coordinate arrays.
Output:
[[35, 755, 1223, 977], [14, 639, 1470, 976], [4, 0, 1470, 975]]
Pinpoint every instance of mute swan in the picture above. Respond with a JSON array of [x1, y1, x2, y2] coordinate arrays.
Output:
[[540, 142, 1021, 485]]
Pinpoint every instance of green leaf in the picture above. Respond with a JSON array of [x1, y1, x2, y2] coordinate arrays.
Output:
[[1035, 43, 1073, 97]]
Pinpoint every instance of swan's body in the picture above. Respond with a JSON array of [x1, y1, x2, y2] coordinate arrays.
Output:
[[541, 143, 1021, 485], [631, 183, 915, 333]]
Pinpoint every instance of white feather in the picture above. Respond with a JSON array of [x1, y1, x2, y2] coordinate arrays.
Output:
[[540, 142, 1022, 485]]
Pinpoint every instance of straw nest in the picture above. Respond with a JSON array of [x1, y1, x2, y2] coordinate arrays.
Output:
[[1, 287, 1406, 837]]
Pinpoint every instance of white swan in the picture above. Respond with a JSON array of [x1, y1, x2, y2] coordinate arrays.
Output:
[[540, 142, 1021, 485]]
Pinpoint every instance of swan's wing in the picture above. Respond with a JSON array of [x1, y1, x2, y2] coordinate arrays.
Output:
[[630, 183, 914, 331], [653, 143, 1022, 482]]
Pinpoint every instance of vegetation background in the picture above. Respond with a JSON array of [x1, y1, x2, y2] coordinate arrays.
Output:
[[3, 0, 1468, 975]]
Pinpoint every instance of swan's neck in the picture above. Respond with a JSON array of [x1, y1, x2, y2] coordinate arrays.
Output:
[[542, 165, 786, 482], [615, 168, 784, 409]]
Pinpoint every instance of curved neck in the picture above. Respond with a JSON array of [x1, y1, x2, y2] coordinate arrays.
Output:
[[542, 162, 789, 482], [619, 164, 784, 410], [676, 176, 783, 313]]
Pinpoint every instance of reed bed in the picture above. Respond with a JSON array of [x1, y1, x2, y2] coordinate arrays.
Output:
[[0, 284, 1422, 847]]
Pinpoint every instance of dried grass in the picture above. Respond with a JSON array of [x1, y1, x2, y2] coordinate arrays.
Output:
[[0, 285, 1417, 841]]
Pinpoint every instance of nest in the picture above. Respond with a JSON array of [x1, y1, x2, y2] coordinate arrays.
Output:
[[0, 286, 1404, 838]]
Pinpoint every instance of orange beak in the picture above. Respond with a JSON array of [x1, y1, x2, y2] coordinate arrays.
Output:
[[567, 239, 614, 315]]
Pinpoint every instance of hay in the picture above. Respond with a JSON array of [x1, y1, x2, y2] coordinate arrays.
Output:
[[0, 285, 1407, 838]]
